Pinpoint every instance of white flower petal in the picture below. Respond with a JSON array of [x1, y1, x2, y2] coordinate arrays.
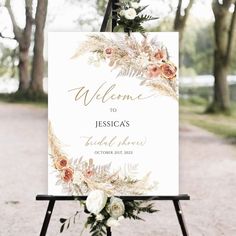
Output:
[[107, 217, 120, 227], [108, 197, 125, 219], [130, 2, 139, 9], [119, 10, 126, 16], [86, 190, 107, 215], [96, 213, 104, 221], [124, 8, 137, 20], [118, 216, 125, 221]]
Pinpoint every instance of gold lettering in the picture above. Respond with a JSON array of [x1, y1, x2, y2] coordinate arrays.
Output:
[[81, 136, 146, 147], [68, 82, 153, 106]]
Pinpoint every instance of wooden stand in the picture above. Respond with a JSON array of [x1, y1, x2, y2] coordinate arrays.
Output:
[[38, 1, 190, 236], [100, 0, 119, 32], [36, 194, 190, 236]]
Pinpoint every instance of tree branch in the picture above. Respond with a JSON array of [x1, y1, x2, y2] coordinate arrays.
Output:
[[23, 0, 33, 47], [212, 0, 220, 16], [174, 0, 183, 30], [183, 0, 195, 23], [24, 0, 34, 27], [5, 0, 23, 42], [174, 0, 194, 31], [226, 1, 236, 64]]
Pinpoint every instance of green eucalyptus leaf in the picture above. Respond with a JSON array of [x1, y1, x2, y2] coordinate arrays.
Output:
[[113, 25, 125, 32]]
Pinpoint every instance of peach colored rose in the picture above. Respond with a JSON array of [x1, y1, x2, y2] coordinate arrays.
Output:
[[147, 64, 161, 78], [61, 167, 74, 183], [54, 157, 68, 170], [154, 49, 167, 61], [104, 47, 113, 58], [160, 63, 177, 80]]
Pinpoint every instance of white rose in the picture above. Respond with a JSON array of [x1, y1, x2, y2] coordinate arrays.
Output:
[[86, 190, 107, 215], [124, 8, 137, 20], [118, 216, 124, 221], [108, 197, 125, 219], [106, 217, 120, 227], [130, 2, 139, 9], [119, 9, 125, 16], [96, 213, 104, 221]]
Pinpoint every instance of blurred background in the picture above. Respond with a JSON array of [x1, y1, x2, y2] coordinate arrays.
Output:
[[0, 0, 236, 235]]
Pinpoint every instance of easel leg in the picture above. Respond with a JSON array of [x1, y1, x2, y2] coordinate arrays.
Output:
[[106, 226, 112, 236], [111, 0, 118, 30], [40, 200, 55, 236], [173, 200, 189, 236]]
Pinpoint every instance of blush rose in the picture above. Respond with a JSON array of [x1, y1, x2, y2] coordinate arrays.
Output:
[[54, 157, 68, 170], [154, 49, 167, 61], [147, 64, 161, 78], [104, 47, 113, 58], [160, 63, 177, 80], [61, 167, 74, 183]]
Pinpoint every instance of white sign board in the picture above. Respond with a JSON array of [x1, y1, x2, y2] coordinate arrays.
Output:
[[48, 32, 179, 196]]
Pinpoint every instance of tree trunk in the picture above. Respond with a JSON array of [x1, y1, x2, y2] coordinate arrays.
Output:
[[5, 0, 33, 93], [174, 23, 185, 66], [213, 51, 230, 111], [212, 12, 230, 111], [210, 0, 236, 113], [18, 46, 29, 91], [29, 0, 48, 94], [174, 0, 194, 66], [174, 16, 184, 51]]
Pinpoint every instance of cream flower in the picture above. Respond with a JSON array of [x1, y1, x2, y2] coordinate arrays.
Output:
[[96, 214, 104, 221], [108, 197, 125, 219], [130, 2, 139, 9], [124, 8, 137, 20], [136, 52, 150, 68], [106, 217, 120, 227], [106, 215, 124, 227], [86, 190, 107, 215], [119, 9, 126, 16]]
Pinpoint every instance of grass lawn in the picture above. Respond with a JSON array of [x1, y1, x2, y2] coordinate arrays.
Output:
[[0, 93, 48, 108], [180, 98, 236, 144]]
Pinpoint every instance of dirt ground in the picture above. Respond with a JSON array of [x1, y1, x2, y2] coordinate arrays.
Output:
[[0, 102, 236, 236]]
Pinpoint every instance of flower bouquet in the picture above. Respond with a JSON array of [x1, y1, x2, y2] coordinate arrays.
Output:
[[113, 0, 158, 33], [60, 190, 158, 236], [73, 34, 178, 99]]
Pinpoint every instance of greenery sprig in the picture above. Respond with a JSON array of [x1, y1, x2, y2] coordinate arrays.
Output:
[[59, 190, 158, 236], [113, 0, 158, 34]]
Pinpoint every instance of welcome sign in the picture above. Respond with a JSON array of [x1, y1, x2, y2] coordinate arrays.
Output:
[[48, 32, 179, 196]]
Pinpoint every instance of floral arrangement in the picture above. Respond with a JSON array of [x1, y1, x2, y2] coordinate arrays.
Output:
[[60, 190, 158, 235], [49, 122, 157, 196], [113, 0, 158, 33], [73, 34, 178, 99]]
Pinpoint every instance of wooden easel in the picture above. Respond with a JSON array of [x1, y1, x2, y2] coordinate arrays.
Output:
[[37, 1, 190, 235], [36, 194, 190, 236]]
